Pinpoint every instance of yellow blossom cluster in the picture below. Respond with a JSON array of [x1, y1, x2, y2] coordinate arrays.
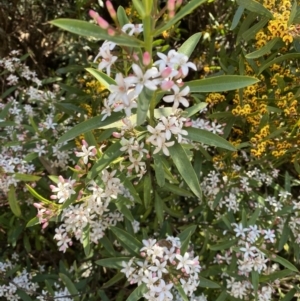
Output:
[[255, 0, 294, 47], [205, 93, 226, 105]]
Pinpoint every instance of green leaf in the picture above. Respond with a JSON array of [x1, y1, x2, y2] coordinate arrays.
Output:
[[115, 198, 135, 222], [230, 6, 245, 30], [258, 53, 300, 74], [169, 141, 202, 199], [281, 288, 297, 301], [210, 239, 238, 251], [260, 269, 294, 283], [153, 154, 165, 187], [126, 283, 147, 301], [251, 271, 259, 295], [154, 0, 207, 36], [82, 225, 91, 257], [186, 127, 236, 151], [16, 290, 33, 301], [178, 225, 197, 254], [187, 75, 259, 92], [50, 19, 143, 47], [117, 6, 130, 27], [57, 112, 124, 144], [102, 272, 125, 289], [174, 284, 188, 301], [99, 236, 116, 256], [245, 37, 280, 59], [288, 1, 297, 26], [87, 142, 124, 180], [26, 217, 39, 228], [14, 173, 41, 182], [237, 0, 273, 18], [178, 32, 202, 58], [154, 192, 164, 224], [137, 88, 152, 126], [110, 226, 143, 256], [272, 254, 298, 272], [185, 102, 207, 118], [59, 273, 80, 301], [96, 257, 131, 269], [8, 186, 21, 217], [85, 68, 116, 90], [242, 17, 269, 41], [143, 173, 152, 208], [26, 184, 53, 205], [132, 0, 146, 18], [199, 276, 221, 288], [119, 173, 143, 204]]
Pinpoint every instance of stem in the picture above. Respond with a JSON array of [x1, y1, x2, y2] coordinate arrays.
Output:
[[143, 15, 153, 58]]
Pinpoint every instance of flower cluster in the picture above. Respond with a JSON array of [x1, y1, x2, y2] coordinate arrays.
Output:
[[121, 236, 201, 300]]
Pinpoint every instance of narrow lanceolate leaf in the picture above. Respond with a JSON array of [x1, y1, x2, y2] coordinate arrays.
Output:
[[57, 112, 125, 144], [8, 186, 21, 217], [59, 273, 80, 301], [154, 192, 164, 224], [245, 37, 280, 59], [82, 225, 91, 257], [185, 102, 207, 118], [126, 283, 147, 301], [236, 0, 273, 18], [26, 217, 39, 228], [153, 154, 165, 187], [187, 75, 259, 93], [272, 254, 298, 272], [50, 19, 143, 47], [199, 276, 221, 288], [87, 142, 124, 180], [85, 68, 116, 90], [169, 142, 202, 199], [26, 184, 53, 205], [178, 225, 197, 254], [110, 226, 143, 256], [178, 32, 202, 58], [101, 272, 125, 289], [186, 127, 236, 151], [174, 284, 189, 301], [258, 53, 300, 74], [117, 6, 130, 27], [154, 0, 207, 36], [230, 6, 245, 30], [137, 88, 152, 126], [14, 174, 41, 182], [96, 257, 131, 269]]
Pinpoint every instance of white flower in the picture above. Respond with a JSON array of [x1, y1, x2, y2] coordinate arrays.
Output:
[[163, 85, 190, 110], [176, 252, 194, 273], [75, 144, 96, 164], [240, 242, 257, 259], [131, 64, 160, 95], [232, 223, 248, 239], [263, 229, 275, 243], [149, 259, 168, 278], [122, 23, 143, 36], [153, 279, 173, 301]]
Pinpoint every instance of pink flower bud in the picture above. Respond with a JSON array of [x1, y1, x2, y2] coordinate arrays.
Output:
[[42, 222, 49, 229], [108, 28, 116, 36], [168, 0, 176, 12], [143, 51, 151, 66], [141, 252, 146, 257], [184, 121, 193, 127], [58, 175, 65, 183], [89, 9, 99, 19], [132, 52, 139, 62], [176, 0, 183, 9], [161, 80, 174, 91], [97, 16, 109, 29], [112, 132, 121, 138], [169, 10, 175, 18], [82, 139, 88, 147], [161, 67, 173, 78], [33, 203, 43, 209], [106, 1, 117, 20]]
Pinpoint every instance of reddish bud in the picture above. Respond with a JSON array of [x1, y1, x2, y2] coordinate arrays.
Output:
[[108, 28, 116, 36], [112, 132, 121, 138], [97, 16, 109, 29], [143, 51, 151, 66], [89, 9, 99, 19], [161, 80, 174, 91], [167, 0, 176, 11], [176, 0, 183, 9], [106, 1, 117, 20]]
